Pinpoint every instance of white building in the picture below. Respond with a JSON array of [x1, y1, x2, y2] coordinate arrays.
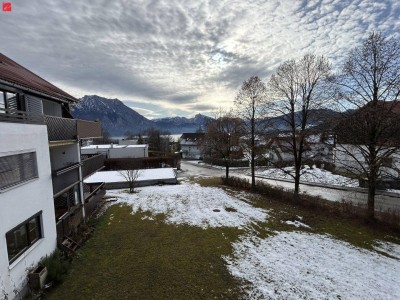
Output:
[[0, 123, 57, 299], [0, 53, 103, 299], [81, 144, 149, 159], [179, 133, 204, 159]]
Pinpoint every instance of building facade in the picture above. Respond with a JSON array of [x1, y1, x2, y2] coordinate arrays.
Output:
[[0, 53, 102, 299]]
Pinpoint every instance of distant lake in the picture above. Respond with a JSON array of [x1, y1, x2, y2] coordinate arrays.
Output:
[[113, 133, 183, 142]]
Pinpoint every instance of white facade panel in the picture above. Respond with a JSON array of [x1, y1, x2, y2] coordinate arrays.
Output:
[[0, 123, 57, 299]]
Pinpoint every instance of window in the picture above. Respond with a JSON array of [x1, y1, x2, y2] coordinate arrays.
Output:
[[0, 152, 38, 190], [6, 213, 42, 263]]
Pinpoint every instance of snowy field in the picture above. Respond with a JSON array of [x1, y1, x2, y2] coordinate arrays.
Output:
[[224, 232, 400, 299], [107, 182, 400, 299], [107, 182, 268, 229], [259, 166, 359, 187]]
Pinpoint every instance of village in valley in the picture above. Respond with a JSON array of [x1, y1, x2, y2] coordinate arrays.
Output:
[[1, 1, 400, 300]]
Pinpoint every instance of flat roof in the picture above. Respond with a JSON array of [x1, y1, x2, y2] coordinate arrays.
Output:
[[82, 144, 147, 150], [84, 168, 176, 183]]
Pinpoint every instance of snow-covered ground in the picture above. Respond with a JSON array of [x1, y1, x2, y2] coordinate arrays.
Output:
[[107, 182, 268, 229], [258, 166, 359, 187], [107, 181, 400, 299], [224, 232, 400, 299]]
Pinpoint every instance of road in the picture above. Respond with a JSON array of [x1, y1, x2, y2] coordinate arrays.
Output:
[[178, 161, 400, 212]]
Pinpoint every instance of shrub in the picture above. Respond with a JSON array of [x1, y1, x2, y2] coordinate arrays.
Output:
[[39, 249, 71, 286]]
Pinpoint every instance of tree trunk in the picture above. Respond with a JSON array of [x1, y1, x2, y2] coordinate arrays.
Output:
[[367, 180, 376, 220], [251, 115, 256, 190], [225, 163, 229, 179], [294, 165, 301, 201]]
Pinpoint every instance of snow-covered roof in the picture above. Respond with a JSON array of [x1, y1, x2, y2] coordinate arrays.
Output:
[[82, 144, 147, 150], [84, 168, 176, 183]]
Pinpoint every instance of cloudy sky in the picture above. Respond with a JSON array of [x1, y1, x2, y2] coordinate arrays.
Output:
[[1, 0, 399, 118]]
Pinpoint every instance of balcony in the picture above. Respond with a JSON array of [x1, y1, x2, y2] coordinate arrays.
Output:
[[0, 107, 44, 124], [52, 163, 81, 197], [0, 108, 102, 141], [45, 116, 102, 141], [82, 154, 105, 178]]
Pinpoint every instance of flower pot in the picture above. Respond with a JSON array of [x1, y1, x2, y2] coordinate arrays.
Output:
[[28, 266, 48, 290]]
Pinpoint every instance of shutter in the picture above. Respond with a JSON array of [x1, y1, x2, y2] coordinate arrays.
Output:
[[7, 95, 18, 112], [25, 95, 43, 115]]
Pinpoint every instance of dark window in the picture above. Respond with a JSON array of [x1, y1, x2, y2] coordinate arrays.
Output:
[[0, 152, 38, 190], [6, 213, 42, 263]]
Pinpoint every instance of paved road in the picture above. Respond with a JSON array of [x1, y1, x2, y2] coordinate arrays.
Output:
[[178, 161, 399, 211], [178, 161, 226, 178]]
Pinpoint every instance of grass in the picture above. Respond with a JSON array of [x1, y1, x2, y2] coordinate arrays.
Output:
[[47, 204, 244, 300], [44, 176, 399, 299]]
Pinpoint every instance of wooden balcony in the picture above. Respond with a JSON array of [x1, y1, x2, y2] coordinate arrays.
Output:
[[76, 119, 102, 139], [0, 107, 44, 124], [0, 108, 102, 141]]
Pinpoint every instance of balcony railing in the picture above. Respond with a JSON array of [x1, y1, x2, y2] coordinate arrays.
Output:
[[0, 107, 44, 124], [0, 107, 102, 141], [77, 119, 102, 139], [82, 154, 105, 178], [52, 163, 80, 196], [45, 115, 77, 141]]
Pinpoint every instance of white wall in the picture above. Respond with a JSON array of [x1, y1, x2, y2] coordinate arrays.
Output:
[[81, 145, 148, 159], [49, 143, 80, 171], [0, 123, 57, 300], [109, 146, 148, 158]]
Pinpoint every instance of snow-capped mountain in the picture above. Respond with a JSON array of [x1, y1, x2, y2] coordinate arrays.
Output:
[[71, 95, 212, 136], [71, 95, 154, 136], [152, 114, 212, 133]]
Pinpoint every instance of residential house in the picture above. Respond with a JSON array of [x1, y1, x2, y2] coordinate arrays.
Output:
[[266, 133, 334, 166], [0, 53, 102, 299], [333, 101, 400, 185], [179, 133, 204, 159]]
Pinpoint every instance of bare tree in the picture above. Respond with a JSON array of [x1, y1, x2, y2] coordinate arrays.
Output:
[[202, 109, 244, 179], [334, 32, 400, 219], [267, 54, 332, 199], [234, 76, 267, 189], [119, 169, 142, 193]]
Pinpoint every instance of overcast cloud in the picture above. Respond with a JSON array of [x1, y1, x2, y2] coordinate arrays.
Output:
[[1, 0, 399, 118]]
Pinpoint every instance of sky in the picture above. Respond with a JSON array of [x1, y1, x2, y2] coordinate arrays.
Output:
[[1, 0, 399, 119]]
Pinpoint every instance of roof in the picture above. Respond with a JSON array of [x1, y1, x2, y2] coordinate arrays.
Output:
[[0, 53, 77, 103], [180, 133, 205, 140], [84, 168, 176, 184], [82, 144, 148, 150]]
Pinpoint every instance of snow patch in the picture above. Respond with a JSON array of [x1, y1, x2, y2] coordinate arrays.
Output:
[[224, 232, 400, 299], [107, 182, 268, 228], [373, 241, 400, 259], [259, 166, 358, 187], [282, 220, 311, 229]]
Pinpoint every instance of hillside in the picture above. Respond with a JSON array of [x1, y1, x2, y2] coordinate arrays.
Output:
[[71, 95, 212, 136]]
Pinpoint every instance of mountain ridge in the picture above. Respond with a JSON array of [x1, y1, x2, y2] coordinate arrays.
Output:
[[71, 95, 212, 136]]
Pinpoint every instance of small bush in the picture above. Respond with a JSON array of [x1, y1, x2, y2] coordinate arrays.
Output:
[[39, 249, 71, 286], [221, 176, 250, 189]]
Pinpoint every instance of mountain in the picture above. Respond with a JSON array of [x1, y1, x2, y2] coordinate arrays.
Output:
[[71, 95, 212, 136], [261, 108, 341, 132], [71, 95, 153, 136], [152, 114, 212, 134]]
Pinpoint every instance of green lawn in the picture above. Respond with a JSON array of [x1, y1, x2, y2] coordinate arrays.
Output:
[[47, 205, 244, 300], [46, 177, 399, 299]]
